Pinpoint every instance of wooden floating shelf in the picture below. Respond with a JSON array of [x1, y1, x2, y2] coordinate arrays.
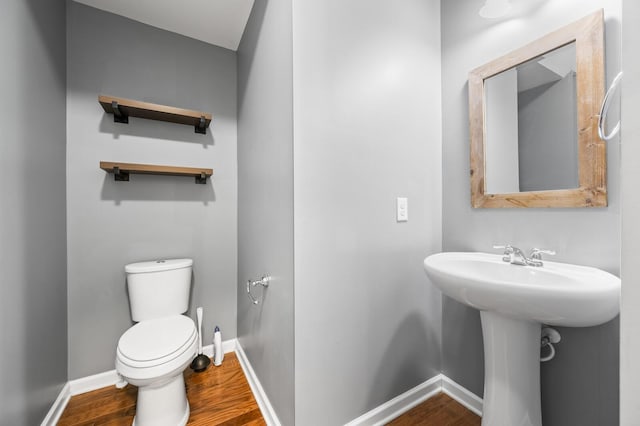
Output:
[[98, 95, 213, 134], [100, 161, 213, 184]]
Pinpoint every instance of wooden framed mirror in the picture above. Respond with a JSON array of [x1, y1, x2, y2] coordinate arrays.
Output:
[[469, 10, 606, 208]]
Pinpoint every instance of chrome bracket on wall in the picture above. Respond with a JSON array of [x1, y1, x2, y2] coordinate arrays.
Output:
[[195, 116, 207, 134], [247, 276, 271, 305], [111, 100, 129, 124]]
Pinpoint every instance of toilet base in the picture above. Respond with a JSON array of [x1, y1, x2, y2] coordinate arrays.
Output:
[[131, 373, 190, 426]]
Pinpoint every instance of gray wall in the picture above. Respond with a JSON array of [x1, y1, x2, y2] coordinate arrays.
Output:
[[518, 74, 578, 191], [237, 0, 295, 424], [66, 2, 238, 379], [0, 0, 68, 424], [292, 1, 443, 424], [485, 69, 520, 194], [620, 0, 640, 423], [441, 1, 621, 425]]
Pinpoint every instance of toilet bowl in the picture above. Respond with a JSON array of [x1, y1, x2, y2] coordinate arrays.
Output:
[[117, 315, 197, 426], [115, 258, 197, 426]]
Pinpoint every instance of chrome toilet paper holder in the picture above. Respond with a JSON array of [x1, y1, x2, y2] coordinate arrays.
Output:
[[247, 275, 271, 305]]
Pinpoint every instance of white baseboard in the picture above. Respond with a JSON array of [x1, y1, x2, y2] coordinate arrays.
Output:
[[41, 382, 70, 426], [67, 337, 237, 396], [441, 375, 483, 416], [235, 340, 282, 426], [345, 374, 483, 425], [202, 338, 237, 358], [69, 369, 121, 396], [42, 338, 238, 424], [44, 339, 482, 426], [345, 374, 442, 426]]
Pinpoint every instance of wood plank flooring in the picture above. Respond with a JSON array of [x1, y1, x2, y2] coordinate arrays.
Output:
[[57, 352, 265, 426], [58, 354, 480, 426], [387, 393, 481, 426]]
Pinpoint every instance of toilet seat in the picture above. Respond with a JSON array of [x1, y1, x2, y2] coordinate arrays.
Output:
[[117, 315, 197, 370]]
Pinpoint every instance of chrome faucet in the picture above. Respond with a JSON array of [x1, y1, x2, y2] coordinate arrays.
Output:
[[493, 245, 555, 267], [494, 245, 528, 265], [528, 248, 556, 267]]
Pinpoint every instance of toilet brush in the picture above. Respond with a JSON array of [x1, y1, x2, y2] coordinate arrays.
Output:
[[190, 307, 210, 372]]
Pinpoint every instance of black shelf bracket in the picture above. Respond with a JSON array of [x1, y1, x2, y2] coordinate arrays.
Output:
[[112, 166, 130, 182], [195, 172, 208, 185], [112, 101, 129, 124], [195, 116, 207, 135]]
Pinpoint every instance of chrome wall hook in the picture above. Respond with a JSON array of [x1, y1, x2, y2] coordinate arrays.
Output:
[[247, 275, 271, 305]]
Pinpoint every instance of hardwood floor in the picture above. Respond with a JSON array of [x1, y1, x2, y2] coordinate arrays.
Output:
[[58, 355, 479, 426], [387, 393, 481, 426], [57, 352, 265, 426]]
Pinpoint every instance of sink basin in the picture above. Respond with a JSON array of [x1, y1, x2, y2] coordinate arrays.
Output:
[[423, 252, 620, 426], [423, 252, 619, 327]]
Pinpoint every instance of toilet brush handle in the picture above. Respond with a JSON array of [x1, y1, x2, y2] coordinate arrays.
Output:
[[196, 307, 203, 354]]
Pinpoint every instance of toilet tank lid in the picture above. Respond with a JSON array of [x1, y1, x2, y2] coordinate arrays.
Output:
[[125, 258, 193, 274]]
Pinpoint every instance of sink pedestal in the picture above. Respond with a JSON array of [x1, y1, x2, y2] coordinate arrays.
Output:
[[424, 252, 620, 426], [480, 311, 542, 426]]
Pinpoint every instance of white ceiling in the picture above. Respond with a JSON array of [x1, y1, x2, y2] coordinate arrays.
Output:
[[73, 0, 254, 51]]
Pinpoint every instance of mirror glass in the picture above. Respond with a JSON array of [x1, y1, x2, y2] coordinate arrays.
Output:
[[485, 43, 578, 194]]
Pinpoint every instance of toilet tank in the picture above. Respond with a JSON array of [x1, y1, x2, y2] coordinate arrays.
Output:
[[125, 258, 193, 322]]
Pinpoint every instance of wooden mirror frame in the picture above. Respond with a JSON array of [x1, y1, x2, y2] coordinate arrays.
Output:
[[469, 10, 606, 208]]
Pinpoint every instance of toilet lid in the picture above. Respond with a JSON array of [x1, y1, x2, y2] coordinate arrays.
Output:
[[118, 315, 196, 364]]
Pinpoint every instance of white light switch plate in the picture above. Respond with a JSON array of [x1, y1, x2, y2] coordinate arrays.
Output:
[[397, 197, 408, 222]]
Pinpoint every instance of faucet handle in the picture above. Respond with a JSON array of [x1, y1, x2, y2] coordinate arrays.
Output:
[[530, 248, 556, 260], [493, 244, 514, 262]]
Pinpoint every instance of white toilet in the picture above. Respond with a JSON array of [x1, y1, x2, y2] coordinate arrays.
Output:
[[116, 258, 198, 426]]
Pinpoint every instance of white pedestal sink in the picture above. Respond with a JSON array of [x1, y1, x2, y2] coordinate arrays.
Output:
[[423, 252, 620, 426]]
